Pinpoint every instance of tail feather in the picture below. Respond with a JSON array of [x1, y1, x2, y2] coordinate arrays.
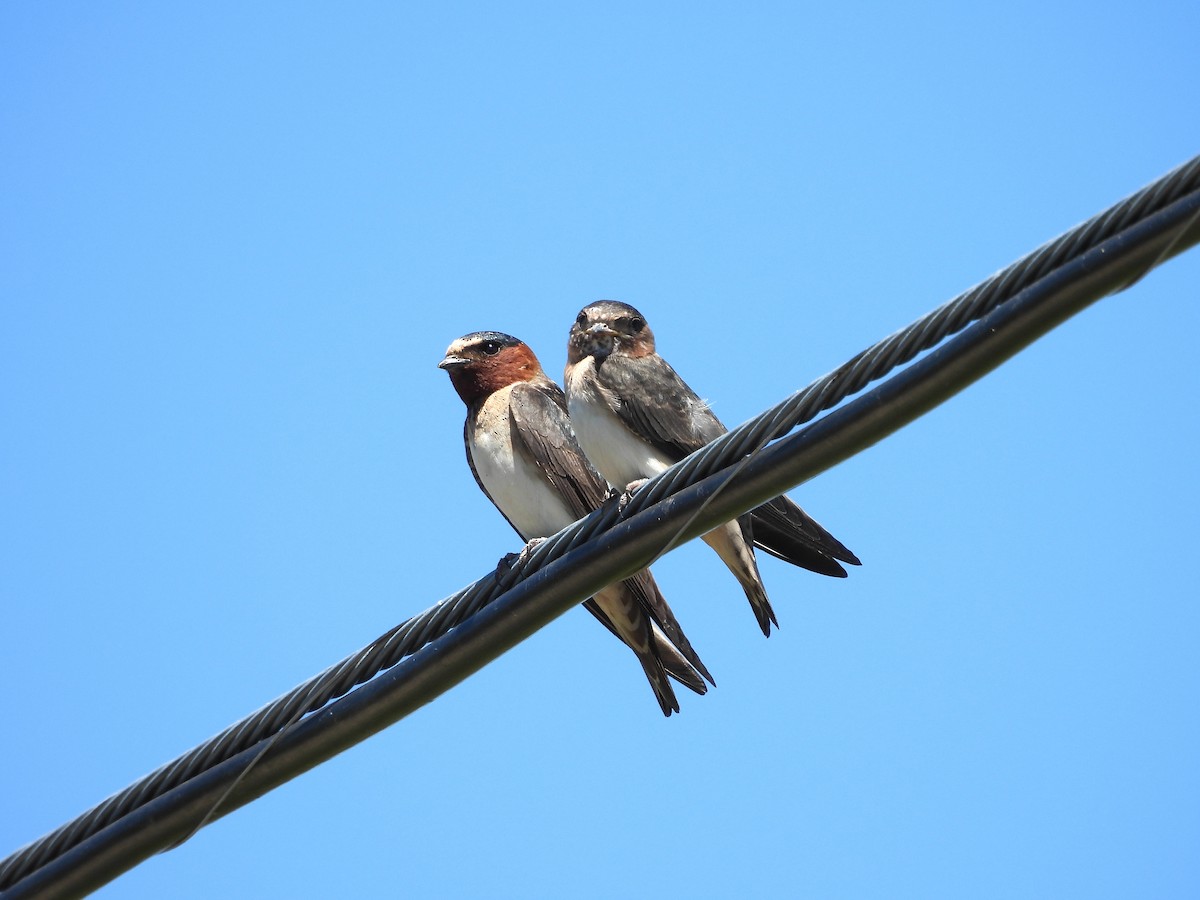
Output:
[[750, 495, 860, 574], [637, 650, 682, 716], [702, 517, 779, 637], [623, 569, 715, 686], [649, 623, 709, 695], [583, 591, 711, 697], [588, 586, 682, 716]]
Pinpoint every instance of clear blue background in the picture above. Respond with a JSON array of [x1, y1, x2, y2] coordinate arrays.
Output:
[[3, 4, 1198, 898]]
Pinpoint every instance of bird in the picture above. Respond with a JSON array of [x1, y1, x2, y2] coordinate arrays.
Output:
[[438, 330, 713, 715], [564, 300, 860, 636]]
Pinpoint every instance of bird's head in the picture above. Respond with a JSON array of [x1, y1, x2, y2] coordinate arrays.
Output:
[[438, 331, 544, 405], [566, 300, 656, 365]]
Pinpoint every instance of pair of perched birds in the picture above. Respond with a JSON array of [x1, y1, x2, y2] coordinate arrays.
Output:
[[439, 300, 859, 716]]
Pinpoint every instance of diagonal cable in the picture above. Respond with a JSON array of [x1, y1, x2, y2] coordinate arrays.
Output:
[[2, 153, 1199, 899]]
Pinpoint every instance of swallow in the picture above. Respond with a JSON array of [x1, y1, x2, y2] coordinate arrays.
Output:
[[564, 300, 860, 636], [439, 331, 713, 716]]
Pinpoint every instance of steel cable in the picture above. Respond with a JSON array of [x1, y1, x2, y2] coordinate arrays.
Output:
[[2, 153, 1198, 896]]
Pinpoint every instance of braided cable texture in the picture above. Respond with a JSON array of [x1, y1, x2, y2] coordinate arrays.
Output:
[[3, 154, 1198, 891]]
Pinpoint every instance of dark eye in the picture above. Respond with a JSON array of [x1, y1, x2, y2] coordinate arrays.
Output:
[[628, 317, 645, 332], [575, 312, 587, 326], [480, 340, 501, 356]]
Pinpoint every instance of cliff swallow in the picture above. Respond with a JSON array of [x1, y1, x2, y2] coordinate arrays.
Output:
[[439, 331, 713, 715], [564, 301, 860, 636]]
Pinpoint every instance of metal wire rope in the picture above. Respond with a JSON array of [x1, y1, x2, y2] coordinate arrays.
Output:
[[3, 153, 1198, 898]]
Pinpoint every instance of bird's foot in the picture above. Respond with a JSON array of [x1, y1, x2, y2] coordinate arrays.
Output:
[[603, 478, 650, 515], [495, 537, 548, 583]]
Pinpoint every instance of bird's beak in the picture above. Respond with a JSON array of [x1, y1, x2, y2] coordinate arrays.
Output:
[[438, 355, 469, 370], [587, 322, 617, 336]]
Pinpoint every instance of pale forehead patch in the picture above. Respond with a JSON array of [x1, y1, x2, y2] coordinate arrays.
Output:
[[445, 331, 520, 357], [445, 336, 474, 356]]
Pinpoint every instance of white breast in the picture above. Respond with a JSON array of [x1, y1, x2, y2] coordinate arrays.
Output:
[[565, 357, 673, 488], [469, 385, 577, 540]]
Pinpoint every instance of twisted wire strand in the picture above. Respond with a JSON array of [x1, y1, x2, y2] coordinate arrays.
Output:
[[3, 153, 1198, 892]]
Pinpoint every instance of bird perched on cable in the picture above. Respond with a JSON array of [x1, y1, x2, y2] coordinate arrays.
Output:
[[564, 300, 860, 636], [439, 330, 713, 716]]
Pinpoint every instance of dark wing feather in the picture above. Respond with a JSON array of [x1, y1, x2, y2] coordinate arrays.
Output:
[[752, 495, 861, 571], [508, 381, 608, 519], [580, 599, 707, 695], [621, 568, 714, 686], [595, 352, 725, 460], [464, 390, 707, 709], [596, 355, 862, 577], [509, 380, 714, 693]]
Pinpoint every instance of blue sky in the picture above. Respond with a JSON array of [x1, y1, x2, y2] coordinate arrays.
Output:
[[2, 3, 1198, 898]]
